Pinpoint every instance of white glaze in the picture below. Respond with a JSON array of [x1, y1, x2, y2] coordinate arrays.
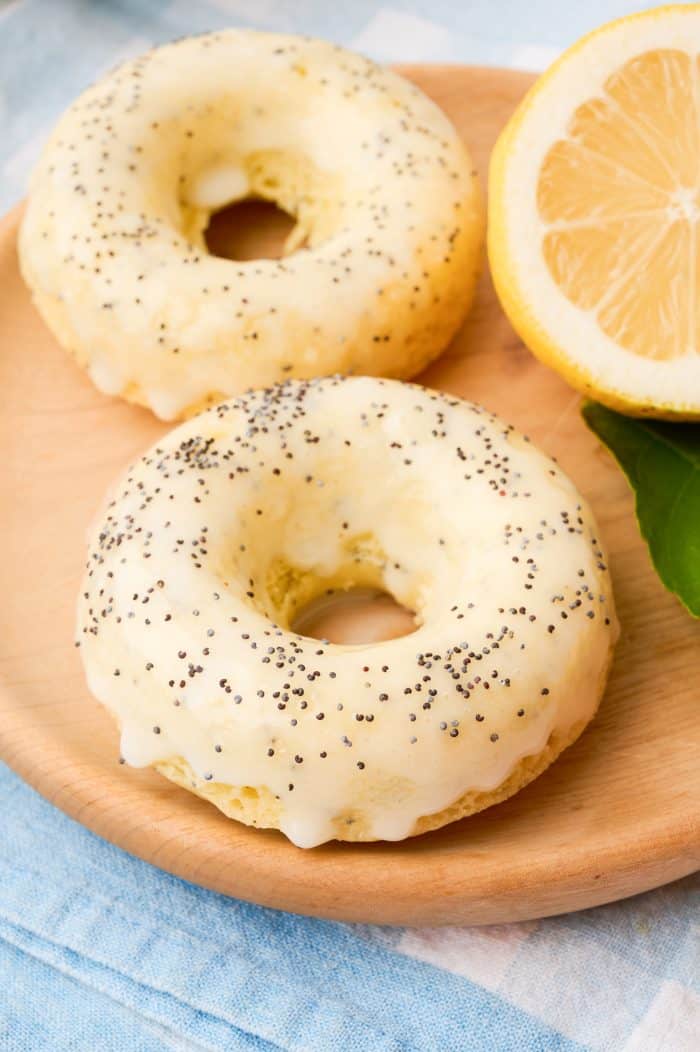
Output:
[[20, 30, 483, 420], [77, 377, 617, 847]]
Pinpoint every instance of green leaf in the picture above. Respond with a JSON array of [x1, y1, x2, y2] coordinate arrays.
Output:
[[582, 401, 700, 618]]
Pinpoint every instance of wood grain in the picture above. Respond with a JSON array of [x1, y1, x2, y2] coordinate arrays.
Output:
[[0, 65, 698, 926]]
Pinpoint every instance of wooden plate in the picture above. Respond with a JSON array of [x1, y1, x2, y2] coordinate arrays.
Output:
[[1, 66, 698, 926]]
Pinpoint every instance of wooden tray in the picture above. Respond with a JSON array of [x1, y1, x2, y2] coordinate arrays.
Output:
[[1, 66, 698, 926]]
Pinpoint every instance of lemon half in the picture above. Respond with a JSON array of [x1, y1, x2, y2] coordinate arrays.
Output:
[[489, 4, 700, 419]]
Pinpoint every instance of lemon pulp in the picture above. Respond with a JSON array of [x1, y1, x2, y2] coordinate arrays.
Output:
[[538, 49, 699, 363]]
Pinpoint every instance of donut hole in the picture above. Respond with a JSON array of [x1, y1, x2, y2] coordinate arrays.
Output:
[[223, 463, 444, 645], [185, 150, 340, 263], [249, 535, 424, 645], [291, 586, 417, 644], [204, 199, 300, 261]]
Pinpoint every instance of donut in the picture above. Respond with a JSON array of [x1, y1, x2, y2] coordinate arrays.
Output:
[[19, 31, 483, 421], [77, 377, 617, 848]]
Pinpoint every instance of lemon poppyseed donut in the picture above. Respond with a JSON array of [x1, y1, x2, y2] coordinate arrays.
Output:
[[77, 377, 617, 847], [19, 31, 483, 421]]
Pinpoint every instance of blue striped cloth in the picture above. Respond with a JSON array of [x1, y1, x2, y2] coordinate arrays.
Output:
[[1, 764, 698, 1050], [1, 3, 698, 1050]]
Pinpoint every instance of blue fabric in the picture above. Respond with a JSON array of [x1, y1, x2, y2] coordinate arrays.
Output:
[[1, 762, 698, 1050], [1, 2, 698, 1050], [1, 765, 588, 1052]]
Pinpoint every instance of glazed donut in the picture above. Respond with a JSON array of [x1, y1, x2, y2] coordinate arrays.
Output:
[[77, 377, 617, 848], [19, 30, 483, 421]]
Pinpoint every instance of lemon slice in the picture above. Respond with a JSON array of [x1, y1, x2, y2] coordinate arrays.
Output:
[[489, 4, 700, 419]]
